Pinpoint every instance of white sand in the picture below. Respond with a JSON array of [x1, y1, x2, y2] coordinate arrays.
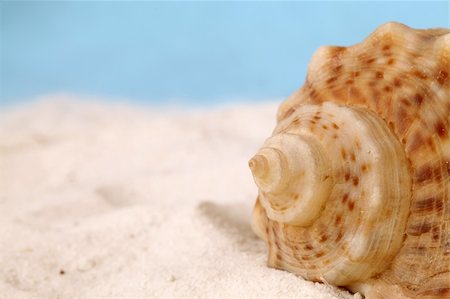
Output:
[[0, 95, 360, 299]]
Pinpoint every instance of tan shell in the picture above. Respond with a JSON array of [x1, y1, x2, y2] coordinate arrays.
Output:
[[249, 22, 449, 298]]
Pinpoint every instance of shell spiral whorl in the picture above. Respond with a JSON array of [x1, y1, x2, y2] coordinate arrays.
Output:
[[250, 22, 449, 298], [249, 132, 333, 226], [251, 102, 412, 285]]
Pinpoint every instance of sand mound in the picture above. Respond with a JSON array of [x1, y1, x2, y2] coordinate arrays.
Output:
[[0, 96, 358, 298]]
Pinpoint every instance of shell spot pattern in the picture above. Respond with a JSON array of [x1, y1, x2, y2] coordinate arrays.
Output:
[[249, 22, 450, 299]]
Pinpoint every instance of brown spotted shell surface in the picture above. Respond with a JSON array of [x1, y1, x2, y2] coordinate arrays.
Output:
[[249, 23, 449, 298]]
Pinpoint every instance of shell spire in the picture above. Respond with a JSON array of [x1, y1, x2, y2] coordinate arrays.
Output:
[[250, 22, 450, 299]]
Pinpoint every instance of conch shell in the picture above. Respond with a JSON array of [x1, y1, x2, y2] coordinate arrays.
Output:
[[249, 22, 449, 298]]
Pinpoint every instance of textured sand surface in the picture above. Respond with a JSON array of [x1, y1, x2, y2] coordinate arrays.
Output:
[[0, 96, 359, 299]]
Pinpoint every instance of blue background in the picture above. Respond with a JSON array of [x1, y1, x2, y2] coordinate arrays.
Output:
[[1, 1, 449, 105]]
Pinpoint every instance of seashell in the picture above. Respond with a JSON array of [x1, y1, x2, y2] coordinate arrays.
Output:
[[249, 22, 449, 298]]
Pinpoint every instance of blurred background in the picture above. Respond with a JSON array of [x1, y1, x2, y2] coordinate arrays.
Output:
[[1, 1, 449, 106]]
